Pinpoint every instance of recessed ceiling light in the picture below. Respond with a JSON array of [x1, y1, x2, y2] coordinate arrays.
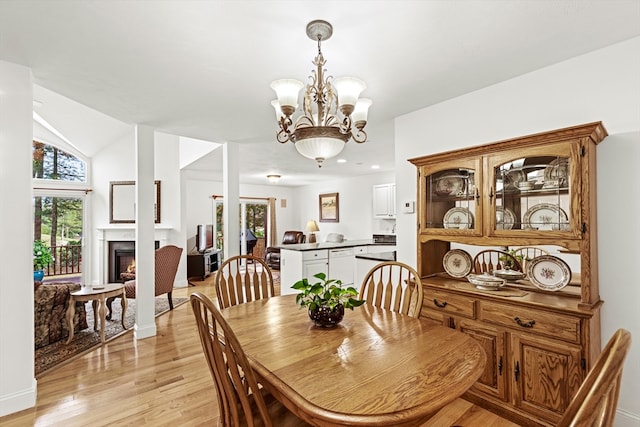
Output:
[[371, 165, 380, 169], [337, 159, 347, 163]]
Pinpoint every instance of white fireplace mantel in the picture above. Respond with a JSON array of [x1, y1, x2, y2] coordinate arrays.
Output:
[[96, 226, 173, 283]]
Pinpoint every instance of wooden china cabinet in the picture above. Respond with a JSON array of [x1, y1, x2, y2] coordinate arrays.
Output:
[[409, 122, 607, 426]]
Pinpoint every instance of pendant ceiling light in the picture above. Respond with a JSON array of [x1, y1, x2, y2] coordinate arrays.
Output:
[[271, 20, 372, 168]]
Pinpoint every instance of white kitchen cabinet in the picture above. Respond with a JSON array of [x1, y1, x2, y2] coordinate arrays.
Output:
[[281, 249, 329, 295], [373, 183, 396, 219]]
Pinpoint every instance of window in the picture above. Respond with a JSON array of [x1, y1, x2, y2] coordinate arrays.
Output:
[[32, 140, 89, 282]]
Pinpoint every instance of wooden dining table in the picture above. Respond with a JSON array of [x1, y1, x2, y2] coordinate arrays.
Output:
[[220, 294, 486, 427]]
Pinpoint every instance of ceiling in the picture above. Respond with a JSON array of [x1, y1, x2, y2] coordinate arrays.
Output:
[[2, 1, 639, 186]]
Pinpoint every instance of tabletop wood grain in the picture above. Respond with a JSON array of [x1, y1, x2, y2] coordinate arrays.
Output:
[[221, 295, 486, 426]]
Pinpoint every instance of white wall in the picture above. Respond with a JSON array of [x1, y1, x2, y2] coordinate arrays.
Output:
[[182, 171, 299, 254], [91, 130, 187, 287], [0, 61, 36, 416], [395, 37, 640, 425], [293, 171, 395, 242]]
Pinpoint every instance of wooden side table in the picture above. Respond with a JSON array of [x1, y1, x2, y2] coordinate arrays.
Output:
[[66, 283, 127, 344]]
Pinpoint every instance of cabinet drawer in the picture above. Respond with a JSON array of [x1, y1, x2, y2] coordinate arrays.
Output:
[[479, 301, 581, 344], [302, 250, 328, 261], [420, 308, 447, 326], [422, 288, 476, 319]]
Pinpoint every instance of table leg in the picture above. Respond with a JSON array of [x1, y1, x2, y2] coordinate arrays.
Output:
[[120, 289, 128, 329], [92, 300, 99, 331], [98, 295, 106, 343], [65, 295, 75, 344]]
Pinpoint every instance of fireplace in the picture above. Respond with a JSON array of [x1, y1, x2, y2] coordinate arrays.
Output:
[[108, 241, 159, 283]]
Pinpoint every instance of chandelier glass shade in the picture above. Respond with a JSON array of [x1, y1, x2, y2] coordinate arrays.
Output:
[[271, 20, 371, 167]]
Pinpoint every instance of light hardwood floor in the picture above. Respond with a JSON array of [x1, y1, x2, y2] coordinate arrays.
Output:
[[0, 277, 519, 427]]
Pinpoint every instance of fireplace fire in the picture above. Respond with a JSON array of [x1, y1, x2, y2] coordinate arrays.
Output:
[[108, 241, 159, 283]]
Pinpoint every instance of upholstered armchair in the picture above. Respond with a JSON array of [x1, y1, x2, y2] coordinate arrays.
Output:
[[107, 245, 183, 320], [265, 231, 306, 270]]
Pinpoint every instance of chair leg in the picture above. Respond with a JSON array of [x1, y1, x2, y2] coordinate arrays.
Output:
[[106, 296, 115, 320], [168, 292, 173, 310]]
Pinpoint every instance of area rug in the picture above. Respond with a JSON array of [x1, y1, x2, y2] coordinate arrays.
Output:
[[34, 296, 188, 377]]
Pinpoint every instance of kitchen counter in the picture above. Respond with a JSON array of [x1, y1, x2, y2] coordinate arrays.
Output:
[[355, 251, 396, 262], [277, 239, 376, 251]]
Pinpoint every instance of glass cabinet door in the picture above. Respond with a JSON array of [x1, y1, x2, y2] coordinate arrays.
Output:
[[489, 147, 575, 235], [422, 160, 481, 235]]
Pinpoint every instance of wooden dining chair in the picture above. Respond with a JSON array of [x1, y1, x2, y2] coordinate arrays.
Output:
[[359, 261, 423, 318], [215, 254, 275, 309], [557, 328, 631, 427], [190, 293, 311, 427], [511, 246, 550, 272], [472, 249, 522, 273]]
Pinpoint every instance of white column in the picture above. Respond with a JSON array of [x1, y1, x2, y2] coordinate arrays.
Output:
[[134, 125, 156, 339], [223, 142, 240, 259], [0, 60, 37, 416]]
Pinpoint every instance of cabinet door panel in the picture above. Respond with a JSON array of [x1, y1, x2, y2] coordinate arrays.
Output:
[[486, 141, 581, 238], [419, 159, 482, 235], [303, 259, 328, 280], [458, 319, 507, 401], [511, 334, 583, 423]]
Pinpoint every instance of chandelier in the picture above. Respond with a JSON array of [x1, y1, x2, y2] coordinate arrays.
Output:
[[271, 20, 372, 167]]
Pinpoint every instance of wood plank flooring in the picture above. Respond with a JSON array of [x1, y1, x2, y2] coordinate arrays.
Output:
[[0, 277, 519, 427]]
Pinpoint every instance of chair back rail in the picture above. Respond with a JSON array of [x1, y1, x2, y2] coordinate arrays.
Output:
[[215, 255, 275, 309], [473, 249, 522, 273], [190, 292, 309, 426], [557, 328, 631, 427], [511, 246, 550, 272], [360, 261, 423, 318]]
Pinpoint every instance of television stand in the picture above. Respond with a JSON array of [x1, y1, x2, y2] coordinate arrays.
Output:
[[187, 249, 219, 282]]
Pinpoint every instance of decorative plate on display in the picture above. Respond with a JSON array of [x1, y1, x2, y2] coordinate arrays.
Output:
[[496, 207, 516, 230], [527, 255, 572, 291], [434, 172, 465, 196], [522, 203, 569, 230], [443, 249, 473, 278], [544, 158, 569, 187], [443, 207, 474, 229]]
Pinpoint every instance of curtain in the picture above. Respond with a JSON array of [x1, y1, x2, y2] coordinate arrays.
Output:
[[268, 198, 277, 247]]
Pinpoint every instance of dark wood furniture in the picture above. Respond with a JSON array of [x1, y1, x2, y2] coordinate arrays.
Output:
[[218, 294, 486, 426], [409, 122, 607, 426], [265, 230, 306, 269], [186, 248, 219, 281]]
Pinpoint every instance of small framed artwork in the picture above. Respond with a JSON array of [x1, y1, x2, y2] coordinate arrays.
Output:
[[319, 192, 339, 222]]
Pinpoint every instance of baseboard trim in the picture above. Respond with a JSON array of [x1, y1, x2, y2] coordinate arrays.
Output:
[[134, 322, 157, 340], [616, 408, 640, 427], [0, 377, 37, 417]]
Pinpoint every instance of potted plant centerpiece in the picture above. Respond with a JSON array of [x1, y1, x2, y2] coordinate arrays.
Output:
[[33, 240, 54, 282], [292, 272, 365, 328]]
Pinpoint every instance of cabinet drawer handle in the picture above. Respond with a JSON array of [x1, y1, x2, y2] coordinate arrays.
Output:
[[433, 299, 447, 308], [489, 186, 494, 200], [514, 316, 535, 328], [475, 188, 480, 202], [514, 361, 520, 382], [498, 356, 503, 375]]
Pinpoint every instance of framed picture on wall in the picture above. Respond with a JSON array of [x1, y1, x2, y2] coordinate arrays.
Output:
[[319, 192, 339, 222], [109, 180, 161, 224]]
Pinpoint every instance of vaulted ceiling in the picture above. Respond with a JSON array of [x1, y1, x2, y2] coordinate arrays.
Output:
[[2, 1, 639, 185]]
